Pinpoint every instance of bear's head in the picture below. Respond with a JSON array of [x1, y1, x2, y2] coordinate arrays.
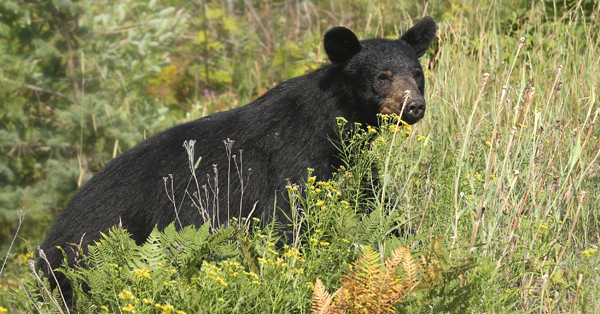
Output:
[[324, 16, 436, 125]]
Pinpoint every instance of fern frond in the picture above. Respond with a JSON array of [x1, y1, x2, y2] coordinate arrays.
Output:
[[384, 245, 407, 278], [312, 278, 331, 314], [400, 247, 419, 288], [311, 278, 346, 314]]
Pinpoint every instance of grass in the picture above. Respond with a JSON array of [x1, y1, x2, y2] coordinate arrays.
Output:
[[2, 0, 600, 312]]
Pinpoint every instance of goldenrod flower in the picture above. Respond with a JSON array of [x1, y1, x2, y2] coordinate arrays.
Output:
[[122, 303, 135, 312], [159, 304, 175, 314], [388, 125, 400, 133], [244, 271, 259, 280], [118, 289, 134, 300], [132, 268, 153, 280], [216, 277, 228, 287], [582, 250, 590, 257], [582, 248, 597, 257]]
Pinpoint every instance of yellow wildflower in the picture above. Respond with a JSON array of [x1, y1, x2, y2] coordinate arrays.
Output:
[[216, 277, 228, 287], [244, 271, 259, 280], [132, 268, 153, 280], [582, 248, 598, 257], [388, 125, 400, 133], [275, 257, 285, 266], [118, 289, 134, 300], [122, 303, 135, 312], [159, 304, 175, 314], [284, 248, 302, 259], [582, 250, 591, 257], [336, 117, 348, 124]]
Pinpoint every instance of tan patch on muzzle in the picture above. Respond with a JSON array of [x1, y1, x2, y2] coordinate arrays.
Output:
[[379, 77, 421, 115], [379, 76, 425, 124]]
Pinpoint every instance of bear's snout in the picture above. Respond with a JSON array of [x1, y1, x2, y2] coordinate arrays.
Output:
[[402, 98, 426, 125], [379, 76, 426, 125]]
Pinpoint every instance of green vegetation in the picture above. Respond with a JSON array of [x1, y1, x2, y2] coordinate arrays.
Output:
[[1, 0, 600, 312]]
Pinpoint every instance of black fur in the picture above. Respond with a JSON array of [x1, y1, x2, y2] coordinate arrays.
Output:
[[39, 17, 436, 306], [400, 16, 437, 58]]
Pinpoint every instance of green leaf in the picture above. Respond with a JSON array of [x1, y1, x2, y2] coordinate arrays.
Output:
[[159, 7, 175, 17]]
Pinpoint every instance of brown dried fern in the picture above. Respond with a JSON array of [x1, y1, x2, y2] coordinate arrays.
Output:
[[311, 277, 344, 314], [311, 245, 425, 314]]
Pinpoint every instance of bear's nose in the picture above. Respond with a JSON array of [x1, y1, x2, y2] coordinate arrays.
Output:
[[402, 99, 426, 124]]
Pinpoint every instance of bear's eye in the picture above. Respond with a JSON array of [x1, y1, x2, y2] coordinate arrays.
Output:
[[377, 71, 392, 81], [413, 70, 423, 81]]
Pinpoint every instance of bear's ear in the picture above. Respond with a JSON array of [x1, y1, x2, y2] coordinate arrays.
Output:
[[400, 16, 437, 58], [324, 26, 362, 64]]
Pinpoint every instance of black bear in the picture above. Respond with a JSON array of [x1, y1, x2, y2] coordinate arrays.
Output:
[[39, 16, 436, 304]]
